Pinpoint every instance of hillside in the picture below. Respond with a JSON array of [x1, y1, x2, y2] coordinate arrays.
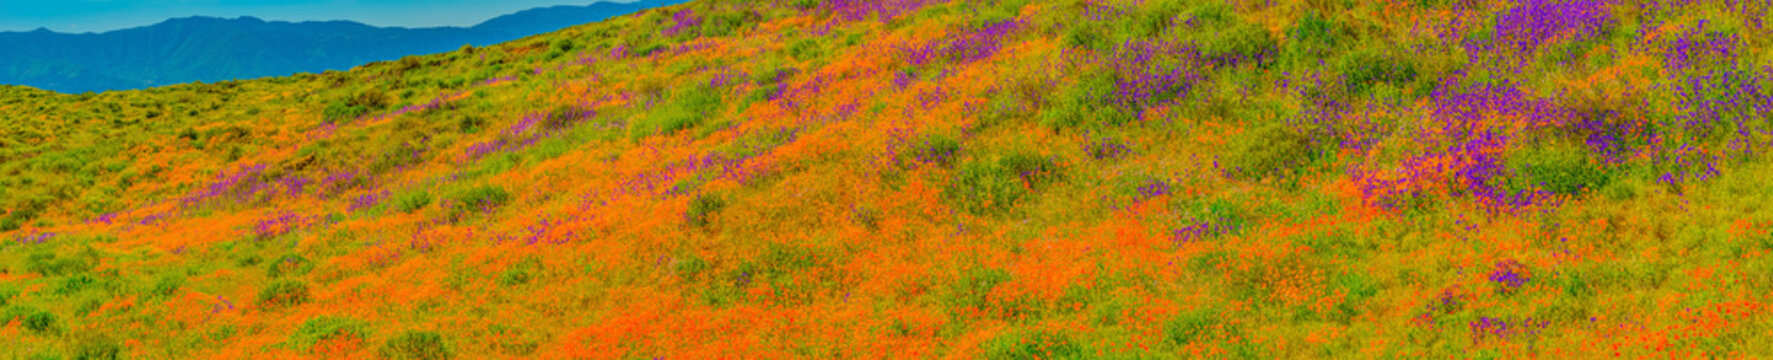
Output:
[[3, 0, 1773, 358], [0, 0, 684, 94]]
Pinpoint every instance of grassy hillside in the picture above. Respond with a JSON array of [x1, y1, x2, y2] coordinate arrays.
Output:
[[3, 0, 1772, 358]]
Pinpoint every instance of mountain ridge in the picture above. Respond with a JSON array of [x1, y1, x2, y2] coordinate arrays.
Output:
[[0, 0, 686, 93]]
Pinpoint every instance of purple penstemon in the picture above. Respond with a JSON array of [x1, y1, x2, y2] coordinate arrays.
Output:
[[182, 164, 270, 207], [14, 231, 54, 245], [253, 212, 308, 240], [1485, 0, 1613, 57], [1135, 179, 1171, 202], [663, 9, 703, 37], [818, 0, 947, 23], [1487, 260, 1529, 291], [902, 18, 1024, 66]]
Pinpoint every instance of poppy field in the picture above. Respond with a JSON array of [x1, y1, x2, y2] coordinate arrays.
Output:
[[3, 0, 1773, 358]]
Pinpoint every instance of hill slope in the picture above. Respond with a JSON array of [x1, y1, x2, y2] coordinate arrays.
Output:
[[4, 0, 1773, 358], [0, 0, 685, 93]]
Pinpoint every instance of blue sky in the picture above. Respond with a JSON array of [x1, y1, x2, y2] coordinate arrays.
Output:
[[0, 0, 637, 33]]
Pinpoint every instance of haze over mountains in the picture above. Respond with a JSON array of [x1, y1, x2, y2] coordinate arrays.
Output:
[[0, 0, 685, 93]]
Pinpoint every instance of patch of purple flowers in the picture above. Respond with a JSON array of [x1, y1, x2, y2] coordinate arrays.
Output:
[[618, 129, 802, 200], [460, 106, 599, 163], [349, 190, 392, 212], [1085, 137, 1131, 160], [1103, 40, 1210, 112], [709, 68, 748, 89], [818, 0, 946, 23], [523, 217, 576, 245], [1353, 79, 1570, 212], [182, 164, 269, 208], [254, 212, 308, 240], [663, 9, 703, 37], [1135, 179, 1171, 202], [318, 169, 368, 198], [1665, 20, 1739, 72], [902, 19, 1024, 66], [14, 231, 54, 245], [1170, 219, 1241, 246], [1478, 0, 1613, 59], [1469, 316, 1550, 343], [1487, 260, 1530, 291]]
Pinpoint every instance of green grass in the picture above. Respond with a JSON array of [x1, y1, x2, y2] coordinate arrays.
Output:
[[287, 316, 370, 352], [258, 280, 311, 309], [380, 331, 453, 360]]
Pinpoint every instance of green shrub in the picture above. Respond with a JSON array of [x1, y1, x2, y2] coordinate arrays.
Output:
[[150, 272, 184, 297], [984, 329, 1085, 360], [323, 102, 369, 121], [266, 255, 313, 278], [395, 56, 424, 73], [943, 267, 1011, 311], [1331, 272, 1379, 321], [1225, 123, 1319, 180], [54, 275, 97, 296], [639, 86, 724, 138], [456, 114, 487, 133], [1199, 22, 1278, 66], [947, 153, 1060, 215], [395, 191, 433, 213], [449, 185, 511, 218], [25, 252, 90, 276], [1166, 308, 1240, 345], [999, 153, 1062, 187], [949, 160, 1028, 215], [70, 335, 122, 360], [700, 10, 750, 37], [788, 38, 823, 61], [1133, 1, 1188, 37], [1337, 49, 1418, 96], [686, 193, 727, 227], [258, 280, 311, 308], [23, 309, 58, 334], [1041, 72, 1134, 129], [1062, 25, 1109, 52], [499, 268, 533, 286], [325, 89, 392, 121], [381, 331, 452, 360], [674, 255, 711, 278], [1284, 11, 1342, 63], [553, 39, 577, 53], [1509, 145, 1611, 195], [289, 316, 369, 352]]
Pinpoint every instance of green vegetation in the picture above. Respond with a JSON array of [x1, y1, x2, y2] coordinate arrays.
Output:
[[380, 331, 452, 360], [258, 280, 311, 308]]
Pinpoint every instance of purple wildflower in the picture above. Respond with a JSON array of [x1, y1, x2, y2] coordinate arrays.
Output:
[[1487, 260, 1530, 291], [663, 9, 703, 37], [1135, 179, 1171, 201], [253, 212, 307, 240], [1481, 0, 1613, 58], [902, 19, 1023, 66], [819, 0, 946, 23], [14, 231, 54, 245], [1085, 137, 1131, 160]]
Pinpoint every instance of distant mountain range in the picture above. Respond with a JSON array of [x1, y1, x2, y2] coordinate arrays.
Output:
[[0, 0, 685, 93]]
